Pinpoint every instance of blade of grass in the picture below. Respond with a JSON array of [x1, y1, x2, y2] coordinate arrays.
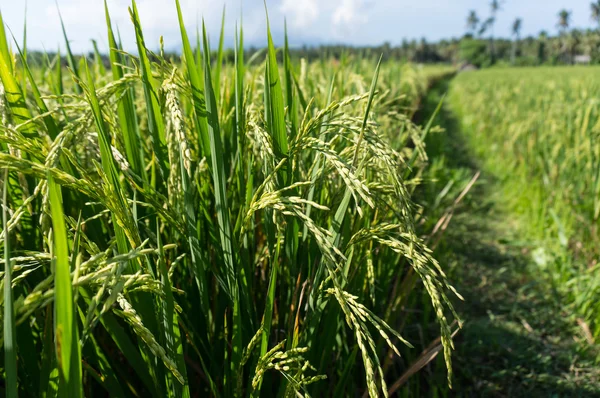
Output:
[[0, 11, 34, 135], [214, 6, 225, 105], [79, 288, 160, 396], [202, 19, 243, 389], [48, 174, 83, 398], [403, 94, 445, 180], [129, 0, 168, 176], [233, 22, 245, 204], [194, 25, 205, 93], [20, 1, 27, 93], [0, 9, 13, 75], [3, 169, 18, 397], [91, 40, 107, 76], [77, 305, 127, 397], [12, 33, 60, 139], [157, 221, 190, 396], [202, 19, 237, 303], [80, 59, 133, 263], [39, 307, 57, 398], [104, 0, 145, 179], [56, 1, 82, 93], [303, 73, 335, 243], [264, 5, 289, 179], [173, 0, 213, 326], [78, 63, 167, 390], [283, 20, 298, 141], [258, 60, 279, 363], [256, 8, 295, 395], [282, 20, 300, 330], [54, 48, 64, 97], [174, 0, 211, 160]]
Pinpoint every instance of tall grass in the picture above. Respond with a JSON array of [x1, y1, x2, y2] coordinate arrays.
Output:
[[450, 66, 600, 340], [0, 2, 459, 396]]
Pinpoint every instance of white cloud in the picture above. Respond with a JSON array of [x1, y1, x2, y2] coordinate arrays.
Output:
[[332, 0, 368, 35], [280, 0, 318, 28], [4, 0, 598, 52], [9, 0, 252, 53]]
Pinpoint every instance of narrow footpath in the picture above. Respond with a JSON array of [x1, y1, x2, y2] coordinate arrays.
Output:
[[419, 77, 600, 397]]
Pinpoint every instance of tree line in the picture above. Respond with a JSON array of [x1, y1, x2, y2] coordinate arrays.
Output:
[[21, 1, 600, 68], [460, 0, 600, 66], [285, 0, 600, 67]]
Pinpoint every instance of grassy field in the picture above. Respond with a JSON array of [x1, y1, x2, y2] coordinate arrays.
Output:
[[2, 1, 600, 396], [450, 67, 600, 337], [405, 73, 599, 396], [0, 2, 464, 397], [436, 67, 600, 396]]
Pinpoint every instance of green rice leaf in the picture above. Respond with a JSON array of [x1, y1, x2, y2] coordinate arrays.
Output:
[[48, 174, 83, 398], [0, 14, 34, 135], [56, 1, 82, 93], [91, 40, 107, 77], [214, 6, 226, 105], [157, 222, 190, 396], [202, 18, 243, 381], [12, 35, 60, 139], [104, 0, 145, 178], [0, 10, 14, 75], [3, 169, 18, 397], [174, 0, 211, 160], [264, 5, 289, 179], [129, 0, 168, 175]]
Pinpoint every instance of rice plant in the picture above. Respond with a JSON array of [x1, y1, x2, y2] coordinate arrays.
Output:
[[450, 66, 600, 341], [0, 1, 460, 396]]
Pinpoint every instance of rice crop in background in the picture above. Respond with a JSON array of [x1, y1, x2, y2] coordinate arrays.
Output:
[[450, 66, 600, 341]]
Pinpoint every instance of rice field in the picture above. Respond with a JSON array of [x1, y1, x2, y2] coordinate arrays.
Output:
[[450, 67, 600, 339], [0, 2, 465, 397], [3, 0, 600, 396]]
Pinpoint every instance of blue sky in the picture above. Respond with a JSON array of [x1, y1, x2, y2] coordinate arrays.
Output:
[[0, 0, 597, 53]]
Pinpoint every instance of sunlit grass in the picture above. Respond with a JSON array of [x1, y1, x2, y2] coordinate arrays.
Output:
[[0, 1, 460, 396], [450, 66, 600, 340]]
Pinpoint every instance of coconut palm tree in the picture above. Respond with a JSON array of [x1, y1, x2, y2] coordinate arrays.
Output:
[[479, 17, 494, 37], [466, 10, 480, 36], [512, 18, 522, 37], [592, 1, 600, 29], [558, 9, 572, 63], [558, 9, 571, 33], [511, 18, 523, 64], [489, 0, 502, 63]]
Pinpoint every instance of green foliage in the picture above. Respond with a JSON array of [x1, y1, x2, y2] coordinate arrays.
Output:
[[0, 3, 461, 397], [48, 174, 83, 397], [458, 39, 489, 67]]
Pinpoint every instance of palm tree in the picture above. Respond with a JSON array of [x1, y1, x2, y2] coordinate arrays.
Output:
[[558, 9, 572, 63], [592, 1, 600, 29], [512, 18, 522, 37], [489, 0, 502, 63], [558, 9, 571, 33], [511, 18, 523, 64], [478, 17, 494, 37], [466, 10, 480, 36]]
